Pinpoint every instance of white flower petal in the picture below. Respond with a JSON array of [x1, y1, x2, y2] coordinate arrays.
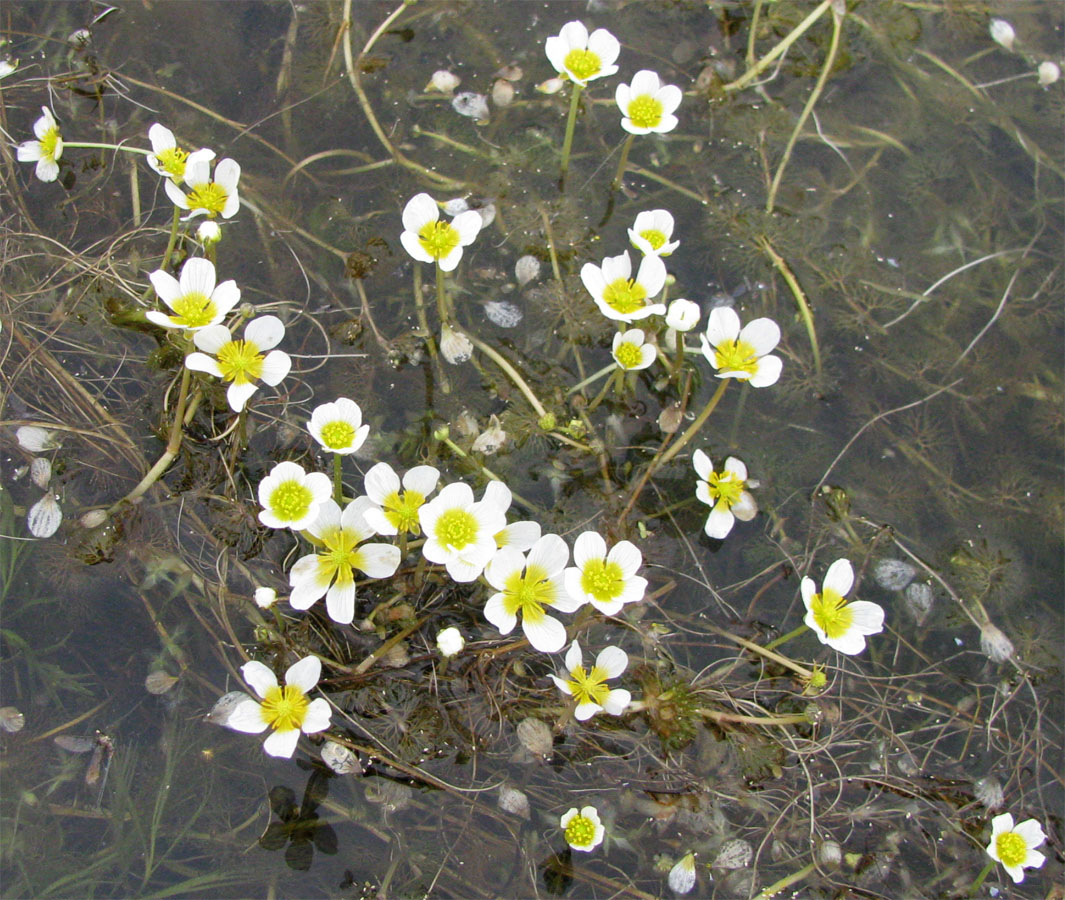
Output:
[[262, 727, 301, 758], [225, 698, 269, 733], [595, 645, 628, 678], [823, 559, 854, 598], [301, 698, 332, 734], [241, 660, 278, 699], [522, 613, 566, 653], [285, 655, 321, 693]]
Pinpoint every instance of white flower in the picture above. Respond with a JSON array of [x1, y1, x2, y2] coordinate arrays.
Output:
[[400, 192, 482, 272], [628, 209, 680, 257], [699, 306, 782, 387], [226, 656, 332, 758], [253, 587, 277, 609], [16, 425, 61, 452], [665, 298, 700, 332], [185, 315, 291, 412], [27, 493, 62, 538], [564, 531, 647, 616], [257, 460, 332, 530], [436, 626, 465, 658], [419, 480, 511, 582], [612, 328, 657, 371], [693, 450, 758, 539], [536, 77, 566, 95], [989, 19, 1015, 51], [550, 640, 631, 720], [560, 805, 605, 851], [986, 813, 1046, 883], [668, 852, 697, 894], [1037, 60, 1060, 86], [616, 70, 682, 135], [484, 534, 581, 653], [471, 414, 507, 454], [17, 107, 63, 183], [0, 60, 17, 80], [363, 462, 440, 536], [196, 221, 221, 247], [288, 497, 401, 625], [426, 69, 461, 93], [146, 123, 209, 184], [801, 559, 885, 655], [581, 251, 667, 323], [146, 257, 240, 331], [308, 398, 369, 455], [495, 517, 542, 553], [165, 149, 240, 219], [544, 21, 620, 87], [440, 322, 474, 364]]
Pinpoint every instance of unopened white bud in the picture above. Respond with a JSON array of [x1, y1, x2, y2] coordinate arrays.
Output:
[[253, 587, 277, 609], [426, 70, 461, 94], [436, 626, 465, 658], [197, 220, 221, 246], [819, 839, 842, 867], [989, 19, 1015, 51], [1037, 61, 1060, 86], [665, 298, 700, 332]]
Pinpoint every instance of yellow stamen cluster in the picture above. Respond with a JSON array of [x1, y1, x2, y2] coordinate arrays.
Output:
[[705, 471, 744, 508], [579, 558, 624, 603], [996, 831, 1027, 868], [564, 814, 597, 848], [435, 508, 477, 549], [602, 278, 648, 315], [169, 291, 216, 328], [260, 683, 309, 732], [418, 220, 461, 260], [320, 420, 355, 450], [502, 565, 554, 623], [627, 95, 663, 130], [614, 341, 643, 369], [385, 490, 425, 535], [810, 589, 855, 640], [185, 181, 228, 217], [567, 665, 611, 708], [713, 338, 759, 376], [216, 339, 265, 385], [563, 49, 601, 82], [639, 229, 666, 250], [268, 480, 313, 523]]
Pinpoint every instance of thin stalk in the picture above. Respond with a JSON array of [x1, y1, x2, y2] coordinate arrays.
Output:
[[766, 5, 843, 214], [438, 436, 540, 514], [966, 860, 996, 898], [708, 625, 814, 680], [558, 81, 584, 189], [656, 378, 729, 468], [567, 361, 615, 395], [758, 235, 821, 377], [62, 142, 150, 155], [755, 861, 817, 899], [332, 453, 343, 504], [764, 623, 808, 652], [723, 0, 834, 93], [412, 263, 449, 394], [464, 332, 549, 421], [610, 132, 636, 191], [435, 263, 451, 324]]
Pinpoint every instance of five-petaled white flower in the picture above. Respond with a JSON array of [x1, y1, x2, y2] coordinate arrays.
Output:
[[17, 107, 63, 183], [801, 559, 885, 655], [257, 460, 332, 531], [616, 70, 682, 135], [564, 530, 647, 615], [146, 257, 240, 331], [288, 497, 401, 625], [985, 813, 1046, 883], [484, 534, 582, 653], [146, 123, 209, 184], [165, 148, 241, 219], [399, 192, 482, 272], [309, 398, 369, 455], [227, 656, 332, 758], [628, 209, 680, 257], [699, 306, 782, 387], [612, 328, 657, 371], [693, 450, 757, 539], [362, 462, 440, 536], [581, 251, 667, 323], [560, 805, 605, 852], [185, 315, 291, 412], [551, 640, 631, 720], [544, 21, 620, 87], [419, 480, 510, 582]]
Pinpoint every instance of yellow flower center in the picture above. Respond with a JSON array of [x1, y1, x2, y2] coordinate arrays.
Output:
[[627, 94, 664, 130], [713, 337, 760, 376], [580, 558, 625, 604], [810, 589, 854, 640], [602, 278, 648, 316], [185, 181, 229, 217], [169, 290, 217, 328], [316, 527, 363, 586], [639, 228, 667, 250], [567, 664, 611, 708], [260, 683, 309, 733], [563, 48, 602, 82], [320, 420, 355, 450], [385, 490, 425, 535], [706, 471, 744, 508], [417, 220, 461, 261], [156, 146, 188, 180], [564, 813, 596, 848], [268, 479, 313, 524], [614, 340, 643, 369], [40, 127, 61, 161], [502, 564, 555, 623], [996, 831, 1028, 869], [435, 507, 478, 550], [215, 339, 265, 385]]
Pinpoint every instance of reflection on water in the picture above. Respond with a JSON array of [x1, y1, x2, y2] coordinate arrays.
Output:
[[1, 1, 1061, 897]]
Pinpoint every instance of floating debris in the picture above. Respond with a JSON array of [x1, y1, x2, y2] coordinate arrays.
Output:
[[713, 839, 753, 870], [498, 784, 530, 819], [872, 558, 917, 592], [145, 670, 179, 695], [514, 254, 540, 287], [0, 706, 25, 733], [16, 425, 60, 452], [451, 92, 489, 123], [483, 300, 522, 328], [321, 740, 362, 775], [27, 493, 62, 538]]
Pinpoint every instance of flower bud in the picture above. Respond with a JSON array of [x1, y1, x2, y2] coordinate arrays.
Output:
[[197, 220, 221, 246], [665, 298, 700, 332], [989, 19, 1015, 51], [436, 626, 465, 658], [426, 70, 460, 94], [1037, 61, 1060, 86], [253, 587, 277, 609]]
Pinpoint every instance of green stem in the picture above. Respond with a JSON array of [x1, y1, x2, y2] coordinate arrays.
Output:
[[755, 861, 817, 899], [764, 623, 808, 651], [159, 206, 183, 275], [435, 263, 451, 325], [610, 133, 636, 191], [967, 859, 995, 898], [723, 0, 834, 93], [412, 263, 449, 394], [558, 81, 584, 189], [63, 142, 150, 155], [567, 362, 615, 396], [439, 437, 540, 514], [656, 378, 729, 468], [758, 235, 821, 378], [464, 332, 549, 421], [332, 453, 344, 505]]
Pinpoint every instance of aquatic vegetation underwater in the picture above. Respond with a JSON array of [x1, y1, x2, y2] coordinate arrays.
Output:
[[0, 1, 1061, 897]]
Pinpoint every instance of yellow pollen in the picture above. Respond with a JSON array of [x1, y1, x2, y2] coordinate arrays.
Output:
[[386, 490, 425, 535], [996, 831, 1028, 869], [564, 814, 596, 848], [811, 589, 854, 640], [185, 181, 228, 217], [40, 128, 61, 160], [320, 420, 355, 450], [169, 290, 217, 328], [216, 339, 265, 385], [639, 228, 666, 250], [602, 278, 648, 316], [157, 146, 188, 180], [317, 528, 361, 585], [268, 479, 313, 524], [261, 683, 309, 733], [627, 94, 664, 130], [563, 48, 602, 82], [614, 341, 643, 369], [417, 220, 461, 260], [713, 338, 759, 376], [435, 508, 477, 550], [706, 471, 744, 507], [568, 664, 611, 708], [580, 558, 624, 603], [502, 564, 555, 622]]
